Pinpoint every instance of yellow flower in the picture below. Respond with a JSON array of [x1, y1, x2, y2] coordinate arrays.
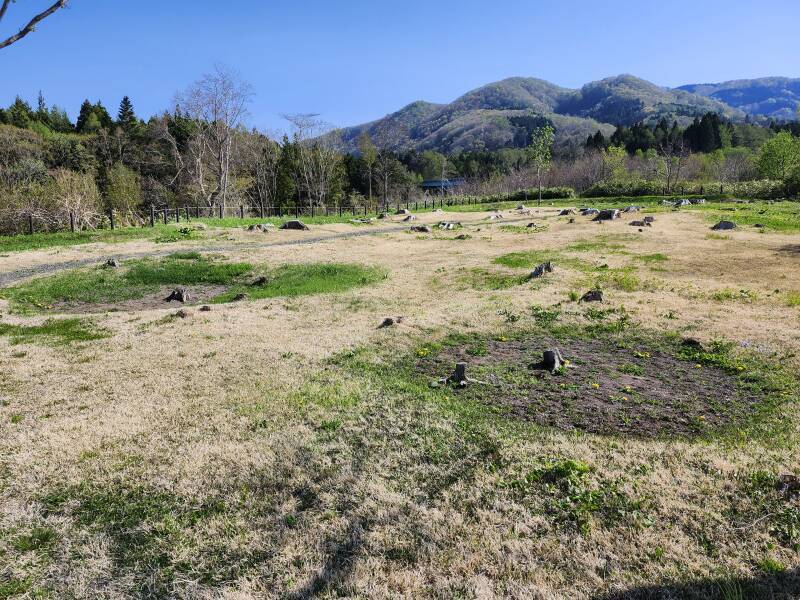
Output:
[[694, 364, 702, 369], [591, 383, 600, 389]]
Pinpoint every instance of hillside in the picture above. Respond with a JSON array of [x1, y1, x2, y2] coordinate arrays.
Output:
[[336, 74, 747, 154], [679, 77, 800, 120]]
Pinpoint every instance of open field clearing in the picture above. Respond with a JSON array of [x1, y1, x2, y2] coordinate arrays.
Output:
[[1, 203, 799, 599]]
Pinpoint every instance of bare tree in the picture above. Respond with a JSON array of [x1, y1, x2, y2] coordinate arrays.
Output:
[[656, 138, 688, 193], [0, 0, 67, 50], [283, 114, 341, 206], [241, 130, 281, 210], [175, 65, 253, 207]]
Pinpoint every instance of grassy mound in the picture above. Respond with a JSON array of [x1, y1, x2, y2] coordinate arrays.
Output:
[[212, 263, 387, 303]]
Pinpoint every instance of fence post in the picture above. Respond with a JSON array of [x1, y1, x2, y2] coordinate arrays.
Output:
[[295, 205, 299, 218], [176, 207, 180, 223], [150, 205, 155, 227], [28, 214, 34, 235], [109, 209, 115, 230], [70, 211, 75, 233], [259, 201, 264, 219], [339, 205, 342, 217], [311, 204, 315, 218], [239, 205, 244, 219]]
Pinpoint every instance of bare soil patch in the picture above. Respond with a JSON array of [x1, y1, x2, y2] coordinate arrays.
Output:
[[419, 334, 759, 438]]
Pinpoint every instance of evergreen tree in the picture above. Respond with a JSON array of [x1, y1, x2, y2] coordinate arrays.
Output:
[[8, 96, 33, 128], [76, 100, 94, 133], [35, 91, 50, 126], [117, 96, 136, 131]]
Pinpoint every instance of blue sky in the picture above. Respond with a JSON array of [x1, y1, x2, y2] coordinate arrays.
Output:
[[2, 0, 799, 132]]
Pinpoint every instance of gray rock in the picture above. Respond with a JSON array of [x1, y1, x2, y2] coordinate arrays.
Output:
[[437, 221, 461, 230], [411, 225, 431, 233], [690, 198, 706, 204], [280, 220, 309, 230], [711, 220, 736, 231], [629, 220, 651, 227], [559, 209, 575, 216], [674, 199, 691, 207], [593, 209, 620, 222], [104, 258, 120, 268], [622, 206, 640, 213], [403, 214, 417, 222], [396, 208, 411, 215], [542, 349, 565, 373], [165, 288, 189, 303], [199, 305, 212, 312], [643, 216, 655, 223], [581, 208, 600, 216], [529, 261, 554, 279], [580, 289, 603, 303]]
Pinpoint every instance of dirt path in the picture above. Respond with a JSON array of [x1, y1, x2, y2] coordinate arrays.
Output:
[[0, 215, 534, 286]]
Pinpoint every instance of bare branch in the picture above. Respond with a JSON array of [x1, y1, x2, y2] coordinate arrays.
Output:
[[0, 0, 67, 50]]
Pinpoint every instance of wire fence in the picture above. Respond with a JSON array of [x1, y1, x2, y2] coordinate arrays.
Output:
[[15, 195, 492, 235]]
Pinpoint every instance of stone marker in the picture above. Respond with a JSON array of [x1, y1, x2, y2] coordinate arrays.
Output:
[[280, 220, 309, 230], [580, 289, 603, 303], [378, 316, 403, 328], [165, 288, 189, 303], [711, 220, 736, 231], [593, 209, 620, 222], [411, 225, 430, 232], [105, 258, 120, 268], [542, 349, 565, 373], [529, 261, 554, 279], [199, 305, 212, 312], [559, 209, 575, 216]]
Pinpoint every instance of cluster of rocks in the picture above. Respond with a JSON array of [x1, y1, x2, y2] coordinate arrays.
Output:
[[666, 198, 705, 207], [438, 221, 461, 230], [630, 216, 655, 227], [247, 223, 274, 233]]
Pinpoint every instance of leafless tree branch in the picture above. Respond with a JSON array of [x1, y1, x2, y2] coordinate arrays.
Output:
[[0, 0, 67, 50]]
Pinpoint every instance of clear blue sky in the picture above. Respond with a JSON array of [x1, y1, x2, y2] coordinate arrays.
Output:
[[2, 0, 799, 132]]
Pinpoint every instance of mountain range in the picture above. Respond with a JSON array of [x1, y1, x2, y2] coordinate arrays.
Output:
[[335, 74, 800, 154]]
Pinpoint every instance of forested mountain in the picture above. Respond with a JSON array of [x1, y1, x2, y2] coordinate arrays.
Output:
[[336, 74, 751, 154], [678, 77, 800, 120]]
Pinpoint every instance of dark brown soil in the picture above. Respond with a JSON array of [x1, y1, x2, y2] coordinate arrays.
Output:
[[419, 335, 759, 438], [52, 285, 228, 314]]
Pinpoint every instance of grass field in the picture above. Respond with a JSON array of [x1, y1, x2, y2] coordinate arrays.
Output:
[[0, 202, 799, 598]]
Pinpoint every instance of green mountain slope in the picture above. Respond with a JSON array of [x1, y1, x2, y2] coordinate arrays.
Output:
[[678, 77, 800, 120], [334, 74, 757, 154]]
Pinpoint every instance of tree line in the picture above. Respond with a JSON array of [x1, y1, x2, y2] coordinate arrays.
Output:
[[1, 66, 799, 234]]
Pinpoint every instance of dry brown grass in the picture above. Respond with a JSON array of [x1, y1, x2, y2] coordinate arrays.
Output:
[[0, 206, 799, 598]]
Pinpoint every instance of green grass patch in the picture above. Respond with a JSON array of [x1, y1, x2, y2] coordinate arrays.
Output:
[[785, 291, 800, 307], [493, 250, 591, 272], [212, 263, 386, 303], [711, 288, 759, 303], [0, 318, 108, 345], [455, 267, 530, 291], [634, 253, 668, 263], [0, 254, 253, 313]]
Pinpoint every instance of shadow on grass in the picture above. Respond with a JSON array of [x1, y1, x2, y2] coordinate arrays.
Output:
[[596, 568, 800, 600]]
